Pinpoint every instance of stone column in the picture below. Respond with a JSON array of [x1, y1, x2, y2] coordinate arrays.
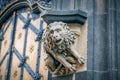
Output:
[[94, 0, 108, 79], [87, 0, 109, 80], [107, 0, 118, 80], [116, 0, 120, 80], [87, 0, 120, 80]]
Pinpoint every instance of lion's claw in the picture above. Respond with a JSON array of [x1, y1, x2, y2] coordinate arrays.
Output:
[[78, 56, 85, 64], [66, 64, 76, 72]]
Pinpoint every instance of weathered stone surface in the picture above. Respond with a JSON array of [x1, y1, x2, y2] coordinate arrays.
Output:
[[42, 22, 85, 76]]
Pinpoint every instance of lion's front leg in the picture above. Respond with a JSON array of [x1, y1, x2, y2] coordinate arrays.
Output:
[[45, 47, 76, 72], [56, 54, 76, 72], [43, 53, 56, 73], [70, 46, 85, 64]]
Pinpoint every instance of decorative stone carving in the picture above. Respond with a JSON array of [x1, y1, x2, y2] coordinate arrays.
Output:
[[42, 22, 85, 76], [18, 33, 22, 39], [29, 45, 34, 53]]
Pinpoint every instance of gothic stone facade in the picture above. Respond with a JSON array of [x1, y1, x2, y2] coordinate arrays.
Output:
[[0, 0, 120, 80]]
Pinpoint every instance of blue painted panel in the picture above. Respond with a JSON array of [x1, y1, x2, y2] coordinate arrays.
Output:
[[0, 8, 45, 80], [5, 12, 17, 80]]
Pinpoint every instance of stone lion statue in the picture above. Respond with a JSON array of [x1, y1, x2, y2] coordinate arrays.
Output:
[[42, 22, 85, 76]]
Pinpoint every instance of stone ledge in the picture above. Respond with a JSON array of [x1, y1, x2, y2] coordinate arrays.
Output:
[[42, 10, 87, 25]]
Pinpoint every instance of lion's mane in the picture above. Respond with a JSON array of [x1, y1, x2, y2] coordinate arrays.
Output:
[[42, 22, 76, 52]]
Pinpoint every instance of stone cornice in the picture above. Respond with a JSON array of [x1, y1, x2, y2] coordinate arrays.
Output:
[[42, 10, 87, 25]]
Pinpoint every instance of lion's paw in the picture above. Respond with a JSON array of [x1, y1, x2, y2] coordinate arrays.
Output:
[[78, 56, 85, 64], [66, 64, 76, 72]]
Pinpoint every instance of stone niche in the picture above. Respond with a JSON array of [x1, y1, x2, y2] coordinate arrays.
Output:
[[42, 21, 88, 76], [42, 0, 88, 77], [68, 21, 87, 72]]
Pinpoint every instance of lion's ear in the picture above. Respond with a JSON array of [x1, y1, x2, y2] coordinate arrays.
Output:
[[64, 23, 67, 27], [59, 22, 66, 27], [65, 24, 70, 31], [62, 23, 68, 29]]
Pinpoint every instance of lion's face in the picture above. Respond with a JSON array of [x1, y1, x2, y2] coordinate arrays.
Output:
[[43, 22, 76, 48], [49, 24, 66, 45]]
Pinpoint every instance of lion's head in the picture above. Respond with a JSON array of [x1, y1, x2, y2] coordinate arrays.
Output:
[[43, 22, 76, 50]]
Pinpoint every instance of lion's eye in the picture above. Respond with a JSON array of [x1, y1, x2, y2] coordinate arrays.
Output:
[[50, 30, 54, 34]]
